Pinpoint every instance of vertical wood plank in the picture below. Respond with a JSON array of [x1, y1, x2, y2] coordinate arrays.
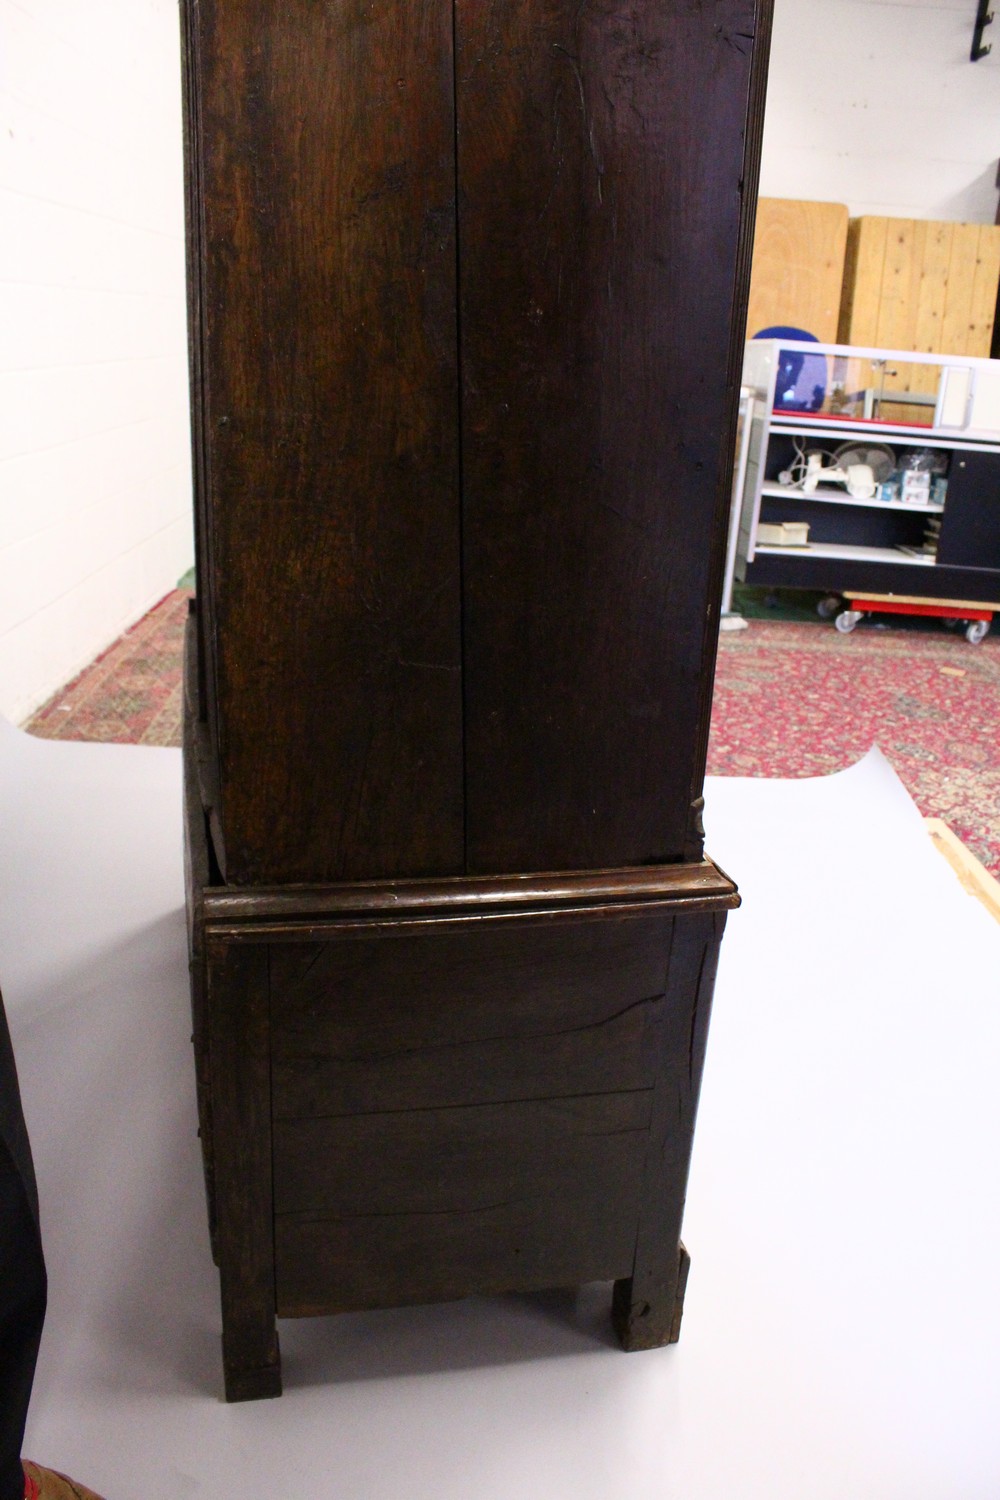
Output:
[[458, 0, 768, 874], [836, 218, 860, 343], [910, 220, 953, 396], [969, 225, 1000, 356], [874, 218, 913, 355], [613, 911, 725, 1349], [840, 217, 1000, 401], [182, 628, 218, 1261], [207, 940, 281, 1401], [190, 0, 464, 886], [942, 224, 982, 356], [680, 0, 773, 866], [745, 198, 849, 342], [875, 217, 920, 395], [839, 216, 888, 346], [178, 1, 217, 749]]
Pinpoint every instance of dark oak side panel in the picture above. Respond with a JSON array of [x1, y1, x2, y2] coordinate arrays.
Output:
[[268, 909, 675, 1321], [457, 0, 767, 872], [274, 1092, 651, 1217], [269, 914, 673, 1117], [182, 636, 218, 1259], [206, 940, 281, 1400], [274, 1094, 649, 1316], [613, 911, 726, 1348], [190, 0, 464, 885]]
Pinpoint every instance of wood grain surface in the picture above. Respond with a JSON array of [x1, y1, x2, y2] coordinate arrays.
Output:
[[205, 940, 281, 1399], [269, 913, 672, 1116], [274, 1091, 649, 1316], [839, 216, 1000, 401], [457, 0, 764, 873], [614, 911, 724, 1347], [185, 0, 770, 884], [189, 0, 464, 885], [746, 198, 849, 341]]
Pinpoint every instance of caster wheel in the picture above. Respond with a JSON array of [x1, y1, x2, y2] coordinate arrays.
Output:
[[834, 610, 862, 634], [965, 620, 989, 645], [816, 594, 841, 620]]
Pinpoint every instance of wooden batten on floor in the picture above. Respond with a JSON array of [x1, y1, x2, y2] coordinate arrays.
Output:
[[925, 819, 1000, 924]]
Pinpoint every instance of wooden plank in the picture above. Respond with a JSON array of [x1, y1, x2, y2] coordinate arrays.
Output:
[[274, 1094, 648, 1315], [910, 220, 954, 397], [969, 225, 1000, 357], [273, 995, 662, 1118], [276, 1183, 642, 1317], [839, 216, 888, 345], [745, 198, 849, 341], [269, 914, 673, 1117], [942, 223, 983, 355], [273, 1092, 652, 1216], [875, 218, 921, 395], [183, 629, 218, 1260], [206, 940, 281, 1400], [457, 0, 767, 874], [836, 218, 860, 344], [926, 819, 1000, 925], [614, 910, 726, 1348], [842, 593, 1000, 609], [839, 216, 1000, 397], [190, 0, 464, 886], [178, 0, 218, 764]]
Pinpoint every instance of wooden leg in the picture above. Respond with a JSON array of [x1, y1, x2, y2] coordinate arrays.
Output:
[[221, 1327, 282, 1404], [613, 913, 726, 1352], [207, 940, 282, 1401], [613, 1242, 690, 1349]]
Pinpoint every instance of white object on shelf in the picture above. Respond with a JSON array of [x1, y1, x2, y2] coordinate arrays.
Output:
[[801, 455, 876, 500], [756, 521, 810, 546]]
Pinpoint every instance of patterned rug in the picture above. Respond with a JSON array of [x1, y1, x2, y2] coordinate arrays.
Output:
[[709, 616, 1000, 875], [24, 589, 1000, 876], [25, 590, 192, 747]]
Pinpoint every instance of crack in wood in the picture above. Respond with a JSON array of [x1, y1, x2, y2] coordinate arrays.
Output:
[[280, 990, 665, 1068]]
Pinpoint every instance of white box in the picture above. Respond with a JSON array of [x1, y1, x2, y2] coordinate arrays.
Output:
[[757, 521, 810, 546]]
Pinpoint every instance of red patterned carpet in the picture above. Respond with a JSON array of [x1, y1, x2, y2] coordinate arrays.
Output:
[[709, 617, 1000, 875], [25, 590, 192, 747], [25, 590, 1000, 876]]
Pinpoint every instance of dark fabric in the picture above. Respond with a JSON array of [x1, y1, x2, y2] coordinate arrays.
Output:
[[0, 991, 47, 1500]]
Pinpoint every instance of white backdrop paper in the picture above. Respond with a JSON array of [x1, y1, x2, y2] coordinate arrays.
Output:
[[1, 720, 998, 1500]]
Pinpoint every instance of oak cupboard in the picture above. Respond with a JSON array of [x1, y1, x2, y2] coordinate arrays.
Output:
[[180, 0, 773, 1400]]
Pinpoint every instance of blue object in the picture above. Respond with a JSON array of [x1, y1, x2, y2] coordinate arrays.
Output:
[[754, 325, 827, 413]]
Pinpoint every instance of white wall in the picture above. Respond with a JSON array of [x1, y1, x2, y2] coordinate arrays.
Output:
[[760, 0, 1000, 222], [0, 0, 995, 724], [0, 0, 192, 725]]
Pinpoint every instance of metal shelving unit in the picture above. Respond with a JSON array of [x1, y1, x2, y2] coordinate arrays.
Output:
[[734, 340, 1000, 604]]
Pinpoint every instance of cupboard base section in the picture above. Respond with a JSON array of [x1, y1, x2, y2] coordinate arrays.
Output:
[[185, 747, 738, 1402]]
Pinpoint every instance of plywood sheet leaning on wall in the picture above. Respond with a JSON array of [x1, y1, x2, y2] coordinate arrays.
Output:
[[838, 217, 1000, 407], [745, 198, 849, 342]]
